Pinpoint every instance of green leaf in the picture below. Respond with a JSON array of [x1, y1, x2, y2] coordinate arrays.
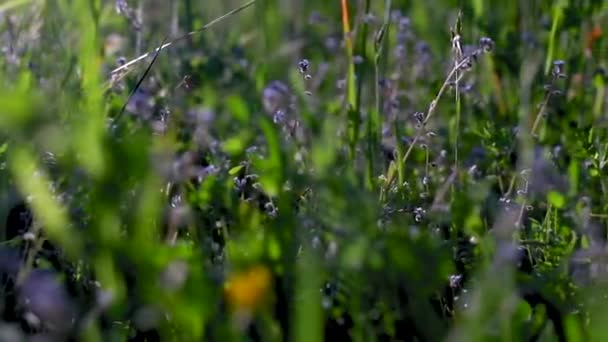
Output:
[[547, 191, 565, 209], [222, 132, 251, 155], [225, 95, 250, 123], [228, 164, 245, 176], [568, 160, 579, 196], [255, 119, 284, 197], [294, 250, 323, 342], [10, 148, 81, 257]]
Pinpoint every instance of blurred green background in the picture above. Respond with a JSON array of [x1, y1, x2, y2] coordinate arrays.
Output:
[[0, 0, 607, 341]]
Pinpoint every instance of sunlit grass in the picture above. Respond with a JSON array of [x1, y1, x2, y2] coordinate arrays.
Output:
[[0, 0, 607, 340]]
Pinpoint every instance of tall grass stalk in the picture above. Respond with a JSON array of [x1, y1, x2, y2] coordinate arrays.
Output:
[[367, 0, 391, 189], [400, 57, 469, 170], [340, 0, 359, 161], [110, 0, 257, 76]]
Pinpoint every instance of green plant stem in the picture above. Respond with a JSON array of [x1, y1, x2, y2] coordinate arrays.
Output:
[[16, 232, 45, 286], [356, 0, 371, 189], [394, 120, 405, 188], [544, 1, 566, 75], [340, 0, 358, 161], [367, 0, 391, 190], [454, 66, 461, 175], [530, 85, 554, 138]]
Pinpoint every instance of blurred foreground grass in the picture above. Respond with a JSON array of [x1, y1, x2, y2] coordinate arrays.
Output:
[[1, 0, 608, 341]]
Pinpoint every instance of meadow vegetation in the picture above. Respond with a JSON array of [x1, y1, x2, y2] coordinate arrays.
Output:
[[1, 0, 608, 341]]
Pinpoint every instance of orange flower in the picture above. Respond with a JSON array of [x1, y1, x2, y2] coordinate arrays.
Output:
[[585, 25, 602, 54], [224, 265, 272, 312]]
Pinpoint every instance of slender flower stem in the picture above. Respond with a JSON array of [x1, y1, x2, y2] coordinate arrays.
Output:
[[401, 58, 470, 167], [110, 0, 256, 76], [530, 84, 555, 138]]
